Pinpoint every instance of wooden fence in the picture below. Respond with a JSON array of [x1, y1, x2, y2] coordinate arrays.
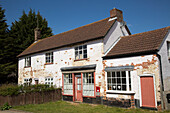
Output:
[[0, 89, 61, 106]]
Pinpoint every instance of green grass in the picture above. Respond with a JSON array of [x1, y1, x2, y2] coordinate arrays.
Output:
[[13, 101, 170, 113]]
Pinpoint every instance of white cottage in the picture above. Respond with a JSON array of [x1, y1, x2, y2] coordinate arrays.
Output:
[[17, 8, 170, 110]]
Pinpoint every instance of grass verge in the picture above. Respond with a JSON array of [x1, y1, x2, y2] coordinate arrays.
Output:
[[13, 101, 170, 113]]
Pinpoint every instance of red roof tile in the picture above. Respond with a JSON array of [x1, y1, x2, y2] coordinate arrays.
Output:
[[18, 18, 115, 57], [105, 26, 170, 58]]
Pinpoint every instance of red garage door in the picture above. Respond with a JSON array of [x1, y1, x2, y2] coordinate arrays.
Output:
[[140, 76, 156, 108]]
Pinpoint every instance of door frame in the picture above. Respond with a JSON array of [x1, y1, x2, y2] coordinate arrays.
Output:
[[74, 73, 83, 102], [139, 74, 157, 108]]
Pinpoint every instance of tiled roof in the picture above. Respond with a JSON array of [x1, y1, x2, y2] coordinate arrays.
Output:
[[104, 26, 170, 59], [18, 18, 115, 57]]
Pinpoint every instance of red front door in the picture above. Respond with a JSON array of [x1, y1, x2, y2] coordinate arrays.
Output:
[[140, 76, 156, 108], [75, 77, 82, 101]]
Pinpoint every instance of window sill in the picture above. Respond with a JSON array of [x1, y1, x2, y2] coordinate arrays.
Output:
[[74, 58, 89, 62], [44, 63, 53, 65], [106, 90, 135, 95], [24, 66, 31, 68]]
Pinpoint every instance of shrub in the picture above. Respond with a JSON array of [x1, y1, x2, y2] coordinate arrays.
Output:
[[0, 84, 59, 96], [0, 84, 20, 96], [1, 102, 12, 111]]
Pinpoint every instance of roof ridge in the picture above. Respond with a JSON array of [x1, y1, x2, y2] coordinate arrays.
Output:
[[121, 26, 170, 39], [39, 17, 110, 42]]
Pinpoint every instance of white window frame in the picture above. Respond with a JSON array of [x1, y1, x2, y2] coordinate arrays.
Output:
[[24, 78, 31, 86], [106, 70, 134, 94], [45, 52, 53, 63], [75, 45, 87, 60], [45, 77, 53, 86], [25, 57, 31, 67]]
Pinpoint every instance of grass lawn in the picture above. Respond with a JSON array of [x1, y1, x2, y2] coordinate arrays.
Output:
[[13, 101, 170, 113]]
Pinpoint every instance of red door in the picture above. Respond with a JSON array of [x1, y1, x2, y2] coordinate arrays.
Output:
[[140, 76, 156, 108], [75, 77, 82, 101]]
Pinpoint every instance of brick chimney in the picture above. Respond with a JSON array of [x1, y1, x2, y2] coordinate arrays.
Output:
[[110, 8, 123, 22], [34, 28, 41, 41]]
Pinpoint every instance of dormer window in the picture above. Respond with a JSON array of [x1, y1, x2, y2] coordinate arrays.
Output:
[[75, 45, 87, 60], [25, 57, 31, 67], [45, 52, 53, 64]]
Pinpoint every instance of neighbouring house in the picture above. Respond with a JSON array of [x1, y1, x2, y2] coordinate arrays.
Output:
[[17, 8, 170, 110]]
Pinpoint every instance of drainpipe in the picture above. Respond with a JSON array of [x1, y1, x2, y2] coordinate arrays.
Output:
[[156, 53, 165, 110]]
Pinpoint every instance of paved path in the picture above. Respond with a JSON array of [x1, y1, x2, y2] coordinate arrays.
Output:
[[0, 109, 32, 113]]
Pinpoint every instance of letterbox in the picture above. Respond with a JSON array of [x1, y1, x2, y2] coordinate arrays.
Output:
[[167, 93, 170, 103], [96, 86, 100, 96]]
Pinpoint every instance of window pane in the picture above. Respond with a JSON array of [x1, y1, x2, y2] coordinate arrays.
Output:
[[112, 85, 116, 90], [83, 50, 87, 54], [79, 46, 82, 50], [117, 85, 121, 90], [117, 78, 121, 84], [122, 78, 126, 84], [122, 71, 126, 77], [112, 72, 115, 77], [122, 85, 126, 91], [117, 72, 120, 77], [108, 78, 111, 83], [84, 54, 87, 58], [112, 78, 116, 83], [83, 45, 87, 49], [108, 84, 112, 90], [107, 72, 111, 77], [75, 47, 78, 50]]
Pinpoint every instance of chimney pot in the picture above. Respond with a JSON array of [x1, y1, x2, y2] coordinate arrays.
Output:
[[34, 28, 41, 41], [110, 8, 123, 22]]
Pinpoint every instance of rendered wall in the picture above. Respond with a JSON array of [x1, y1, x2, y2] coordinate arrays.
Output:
[[158, 31, 170, 91], [103, 21, 129, 54]]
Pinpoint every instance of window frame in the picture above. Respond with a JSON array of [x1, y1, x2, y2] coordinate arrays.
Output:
[[75, 45, 87, 60], [25, 57, 31, 67], [167, 41, 170, 58], [106, 70, 132, 93], [24, 78, 31, 86], [45, 77, 53, 87], [83, 72, 94, 96], [63, 73, 73, 95], [45, 52, 53, 64]]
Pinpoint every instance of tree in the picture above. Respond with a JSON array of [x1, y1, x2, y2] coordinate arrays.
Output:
[[10, 9, 53, 53], [0, 9, 53, 84], [0, 6, 11, 84]]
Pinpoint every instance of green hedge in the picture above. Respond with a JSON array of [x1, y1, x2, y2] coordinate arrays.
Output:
[[0, 84, 59, 96]]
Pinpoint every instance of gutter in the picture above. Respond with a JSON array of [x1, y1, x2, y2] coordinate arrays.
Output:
[[156, 53, 165, 110]]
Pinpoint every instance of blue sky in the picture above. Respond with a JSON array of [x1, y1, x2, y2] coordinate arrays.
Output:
[[1, 0, 170, 35]]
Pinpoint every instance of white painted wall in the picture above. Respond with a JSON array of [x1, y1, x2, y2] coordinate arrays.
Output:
[[158, 31, 170, 91], [18, 39, 104, 89], [103, 21, 129, 54]]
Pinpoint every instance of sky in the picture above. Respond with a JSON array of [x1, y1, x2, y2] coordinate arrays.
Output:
[[1, 0, 170, 35]]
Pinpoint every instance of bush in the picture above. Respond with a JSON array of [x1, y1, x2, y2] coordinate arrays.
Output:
[[0, 84, 59, 96], [0, 84, 20, 96], [1, 102, 12, 111]]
